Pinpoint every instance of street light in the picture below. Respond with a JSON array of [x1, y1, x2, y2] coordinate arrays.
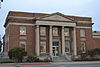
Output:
[[0, 0, 3, 8]]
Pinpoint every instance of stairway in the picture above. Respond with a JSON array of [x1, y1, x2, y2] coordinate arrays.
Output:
[[52, 53, 72, 62], [0, 52, 9, 61], [52, 56, 68, 62]]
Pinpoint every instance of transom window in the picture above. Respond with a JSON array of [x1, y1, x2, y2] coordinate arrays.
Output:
[[53, 27, 58, 36], [19, 41, 26, 51], [40, 41, 46, 53], [20, 27, 26, 35], [40, 27, 46, 36], [65, 41, 70, 53], [80, 29, 85, 37], [64, 28, 69, 36], [80, 42, 86, 53]]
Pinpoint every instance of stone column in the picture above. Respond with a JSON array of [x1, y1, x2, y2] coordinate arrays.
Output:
[[49, 26, 52, 55], [36, 25, 40, 56], [62, 26, 65, 55], [73, 27, 77, 56]]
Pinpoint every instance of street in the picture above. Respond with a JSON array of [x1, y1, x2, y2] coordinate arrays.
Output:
[[0, 61, 100, 67]]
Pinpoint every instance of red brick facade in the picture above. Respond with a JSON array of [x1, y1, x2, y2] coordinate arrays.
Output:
[[3, 11, 100, 57]]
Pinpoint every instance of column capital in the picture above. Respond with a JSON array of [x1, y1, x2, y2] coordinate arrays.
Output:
[[36, 25, 39, 28], [62, 26, 64, 29], [50, 25, 52, 29]]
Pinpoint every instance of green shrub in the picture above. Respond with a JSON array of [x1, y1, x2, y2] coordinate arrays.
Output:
[[73, 57, 100, 61], [93, 48, 100, 55], [26, 56, 37, 62], [8, 47, 27, 62], [0, 60, 14, 63], [87, 48, 100, 57]]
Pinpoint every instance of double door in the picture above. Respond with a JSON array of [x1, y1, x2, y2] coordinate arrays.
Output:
[[52, 42, 59, 57]]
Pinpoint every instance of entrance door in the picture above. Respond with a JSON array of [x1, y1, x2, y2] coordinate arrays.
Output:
[[52, 42, 59, 57]]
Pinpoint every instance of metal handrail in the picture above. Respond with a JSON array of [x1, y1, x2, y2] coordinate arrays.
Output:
[[64, 53, 72, 61], [39, 53, 53, 61]]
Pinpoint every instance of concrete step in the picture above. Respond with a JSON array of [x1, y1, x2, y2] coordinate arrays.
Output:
[[53, 56, 68, 62]]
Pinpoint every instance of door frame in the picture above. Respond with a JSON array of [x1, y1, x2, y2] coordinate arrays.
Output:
[[52, 41, 59, 57]]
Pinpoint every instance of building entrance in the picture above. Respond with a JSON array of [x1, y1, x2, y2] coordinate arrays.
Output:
[[52, 42, 59, 57]]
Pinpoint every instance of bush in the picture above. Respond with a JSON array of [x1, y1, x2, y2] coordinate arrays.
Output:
[[73, 48, 100, 61], [8, 47, 27, 62], [0, 60, 14, 63], [87, 48, 100, 57], [73, 57, 100, 61], [26, 56, 37, 62], [93, 48, 100, 55]]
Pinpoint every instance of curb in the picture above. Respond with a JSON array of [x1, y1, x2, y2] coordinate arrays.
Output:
[[52, 61, 100, 65]]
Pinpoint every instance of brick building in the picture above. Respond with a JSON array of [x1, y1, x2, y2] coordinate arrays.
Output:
[[3, 11, 100, 59]]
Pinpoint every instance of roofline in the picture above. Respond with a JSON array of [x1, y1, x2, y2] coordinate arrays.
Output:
[[4, 11, 92, 27]]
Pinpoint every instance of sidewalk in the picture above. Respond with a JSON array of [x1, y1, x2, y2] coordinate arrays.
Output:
[[0, 62, 52, 66], [52, 61, 100, 64], [0, 61, 100, 66]]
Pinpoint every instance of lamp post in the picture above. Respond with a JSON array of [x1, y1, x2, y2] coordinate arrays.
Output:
[[0, 0, 3, 8]]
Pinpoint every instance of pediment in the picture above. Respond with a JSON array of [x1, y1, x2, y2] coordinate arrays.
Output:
[[38, 12, 74, 21]]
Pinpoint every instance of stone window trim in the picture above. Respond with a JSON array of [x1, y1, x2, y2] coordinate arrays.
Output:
[[64, 28, 69, 36], [80, 29, 85, 37], [52, 27, 59, 36], [65, 41, 70, 53], [20, 26, 26, 35], [40, 27, 46, 36], [40, 41, 46, 53], [19, 41, 26, 51], [80, 42, 86, 53]]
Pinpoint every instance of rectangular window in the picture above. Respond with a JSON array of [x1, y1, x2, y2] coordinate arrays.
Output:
[[40, 27, 46, 36], [64, 28, 69, 36], [53, 27, 58, 36], [80, 42, 86, 53], [65, 41, 70, 53], [19, 41, 26, 51], [20, 27, 26, 35], [40, 41, 46, 53], [80, 29, 85, 37]]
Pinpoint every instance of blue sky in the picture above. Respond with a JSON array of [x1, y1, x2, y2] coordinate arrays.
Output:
[[0, 0, 100, 37]]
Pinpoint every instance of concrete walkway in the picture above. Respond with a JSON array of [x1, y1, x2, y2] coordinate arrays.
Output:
[[52, 61, 100, 65]]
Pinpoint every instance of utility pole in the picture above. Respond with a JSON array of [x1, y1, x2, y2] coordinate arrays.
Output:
[[0, 0, 3, 8]]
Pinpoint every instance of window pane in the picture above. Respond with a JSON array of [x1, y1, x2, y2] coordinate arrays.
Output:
[[53, 27, 58, 36], [64, 28, 69, 36], [20, 27, 26, 35], [80, 42, 86, 53], [40, 41, 46, 53], [80, 29, 85, 37], [40, 27, 46, 36], [65, 41, 70, 52]]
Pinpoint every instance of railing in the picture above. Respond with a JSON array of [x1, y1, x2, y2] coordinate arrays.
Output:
[[39, 53, 53, 61], [64, 53, 72, 61]]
